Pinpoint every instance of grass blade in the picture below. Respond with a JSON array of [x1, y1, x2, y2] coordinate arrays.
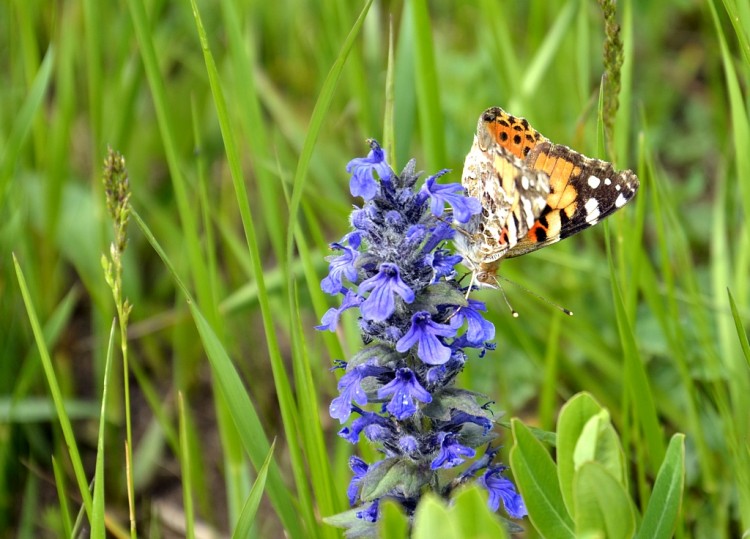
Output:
[[92, 320, 116, 538], [13, 254, 94, 523], [231, 440, 277, 539]]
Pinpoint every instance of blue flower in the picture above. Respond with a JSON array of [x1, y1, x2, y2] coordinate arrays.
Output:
[[423, 249, 463, 281], [357, 499, 380, 523], [339, 407, 393, 444], [316, 290, 363, 332], [420, 172, 482, 223], [329, 366, 369, 423], [396, 311, 456, 365], [398, 435, 419, 454], [430, 432, 476, 469], [450, 299, 495, 344], [479, 466, 527, 519], [330, 363, 389, 423], [445, 411, 492, 434], [321, 243, 359, 294], [460, 445, 499, 480], [377, 368, 432, 420], [359, 263, 415, 321], [347, 456, 369, 505], [347, 140, 391, 201], [421, 221, 456, 254]]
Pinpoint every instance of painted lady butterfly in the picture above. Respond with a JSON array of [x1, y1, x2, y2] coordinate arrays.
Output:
[[456, 106, 640, 287]]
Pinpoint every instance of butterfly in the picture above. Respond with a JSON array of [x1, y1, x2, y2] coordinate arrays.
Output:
[[455, 106, 640, 287]]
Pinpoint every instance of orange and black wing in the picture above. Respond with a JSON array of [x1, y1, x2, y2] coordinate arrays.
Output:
[[507, 141, 639, 258]]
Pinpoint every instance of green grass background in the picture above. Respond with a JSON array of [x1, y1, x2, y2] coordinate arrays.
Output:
[[1, 0, 749, 537]]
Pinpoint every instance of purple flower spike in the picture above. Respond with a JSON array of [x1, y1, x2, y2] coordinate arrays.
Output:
[[321, 140, 525, 531], [377, 368, 432, 420], [359, 263, 415, 321], [347, 140, 391, 201], [321, 243, 359, 295], [479, 466, 527, 519], [396, 311, 456, 365], [430, 432, 476, 469], [421, 173, 482, 223]]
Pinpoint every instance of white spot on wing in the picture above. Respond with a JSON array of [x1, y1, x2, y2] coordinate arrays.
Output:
[[587, 176, 601, 189], [521, 176, 530, 190], [584, 198, 600, 223], [604, 178, 612, 185], [615, 193, 628, 208], [615, 184, 621, 191], [522, 197, 534, 228]]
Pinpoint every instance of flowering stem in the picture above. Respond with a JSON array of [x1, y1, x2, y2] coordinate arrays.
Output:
[[101, 148, 136, 538]]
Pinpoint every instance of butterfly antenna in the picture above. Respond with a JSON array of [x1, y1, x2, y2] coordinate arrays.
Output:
[[491, 275, 519, 318], [496, 274, 573, 316]]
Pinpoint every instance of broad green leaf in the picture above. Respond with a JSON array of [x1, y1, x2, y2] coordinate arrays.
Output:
[[412, 487, 510, 539], [451, 486, 510, 539], [573, 411, 627, 486], [412, 494, 454, 539], [557, 392, 603, 513], [574, 462, 636, 539], [510, 419, 575, 538], [378, 499, 409, 539], [637, 434, 685, 539]]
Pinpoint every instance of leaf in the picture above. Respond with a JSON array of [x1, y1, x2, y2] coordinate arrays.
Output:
[[510, 419, 575, 538], [378, 499, 409, 539], [347, 344, 401, 368], [361, 458, 430, 501], [573, 462, 636, 539], [556, 393, 604, 514], [637, 434, 685, 539], [412, 282, 468, 313], [573, 410, 627, 487], [728, 289, 750, 370], [232, 441, 276, 539], [450, 486, 510, 539], [422, 388, 491, 422], [411, 487, 510, 539], [412, 494, 454, 539], [322, 506, 376, 538], [557, 394, 628, 526]]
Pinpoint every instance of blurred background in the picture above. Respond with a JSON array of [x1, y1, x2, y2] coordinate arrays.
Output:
[[1, 0, 748, 537]]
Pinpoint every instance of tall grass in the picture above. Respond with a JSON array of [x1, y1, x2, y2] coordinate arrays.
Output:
[[1, 0, 749, 536]]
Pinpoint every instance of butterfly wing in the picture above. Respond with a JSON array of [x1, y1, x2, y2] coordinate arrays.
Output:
[[506, 141, 640, 258], [481, 106, 547, 159]]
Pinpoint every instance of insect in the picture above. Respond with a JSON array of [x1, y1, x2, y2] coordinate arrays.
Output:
[[455, 106, 640, 288]]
